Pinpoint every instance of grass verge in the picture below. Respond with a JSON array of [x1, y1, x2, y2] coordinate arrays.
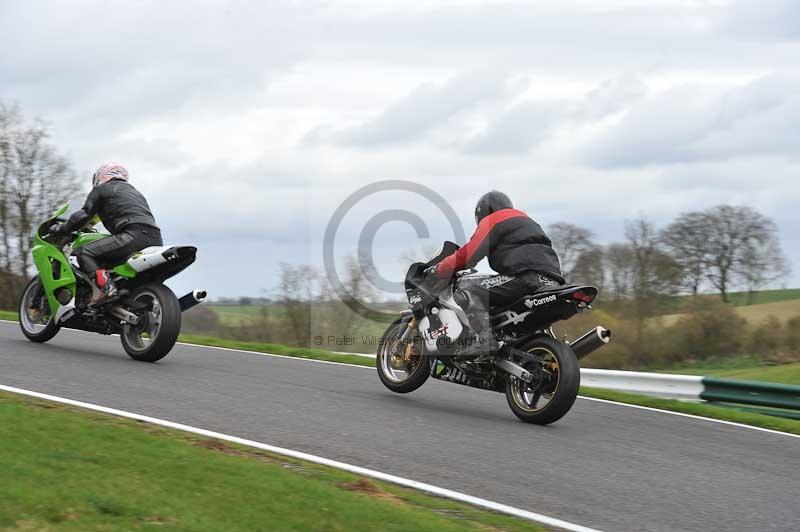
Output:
[[0, 390, 543, 532], [0, 312, 375, 366], [178, 334, 375, 367], [579, 387, 800, 436]]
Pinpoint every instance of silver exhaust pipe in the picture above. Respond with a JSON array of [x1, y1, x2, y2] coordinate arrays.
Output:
[[179, 289, 207, 312], [570, 326, 612, 359]]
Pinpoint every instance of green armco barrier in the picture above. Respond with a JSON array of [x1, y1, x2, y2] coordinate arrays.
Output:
[[701, 377, 800, 411]]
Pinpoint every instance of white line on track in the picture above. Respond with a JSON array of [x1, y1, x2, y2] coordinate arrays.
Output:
[[2, 319, 799, 439], [578, 396, 800, 440], [0, 383, 602, 532]]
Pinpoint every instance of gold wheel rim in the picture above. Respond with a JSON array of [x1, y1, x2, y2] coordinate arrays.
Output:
[[380, 323, 423, 383], [510, 346, 560, 413]]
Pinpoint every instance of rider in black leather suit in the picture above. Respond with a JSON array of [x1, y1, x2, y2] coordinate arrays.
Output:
[[426, 191, 563, 357], [52, 163, 162, 305]]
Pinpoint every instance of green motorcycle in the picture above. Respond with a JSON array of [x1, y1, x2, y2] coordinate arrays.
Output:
[[18, 203, 206, 362]]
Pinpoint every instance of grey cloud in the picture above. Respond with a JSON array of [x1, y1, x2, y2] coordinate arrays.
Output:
[[463, 76, 648, 155], [720, 0, 800, 40], [310, 74, 649, 156], [4, 0, 800, 295], [464, 100, 562, 155], [321, 3, 711, 51], [309, 72, 510, 147], [314, 2, 782, 75], [0, 1, 311, 133], [581, 75, 800, 168], [67, 137, 192, 176], [575, 76, 648, 121]]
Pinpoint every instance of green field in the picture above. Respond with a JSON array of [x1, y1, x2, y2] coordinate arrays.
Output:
[[660, 296, 800, 326], [0, 391, 541, 532], [209, 304, 288, 326], [699, 362, 800, 384], [10, 286, 800, 335], [661, 357, 800, 385], [724, 288, 800, 307], [731, 299, 800, 324], [205, 304, 393, 354]]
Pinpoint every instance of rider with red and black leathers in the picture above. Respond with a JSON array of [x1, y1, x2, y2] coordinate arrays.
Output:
[[427, 190, 563, 356]]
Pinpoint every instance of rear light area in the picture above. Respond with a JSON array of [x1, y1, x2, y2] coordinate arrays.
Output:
[[573, 290, 596, 304]]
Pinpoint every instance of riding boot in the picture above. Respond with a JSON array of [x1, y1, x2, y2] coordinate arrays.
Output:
[[457, 295, 500, 358], [90, 269, 118, 306]]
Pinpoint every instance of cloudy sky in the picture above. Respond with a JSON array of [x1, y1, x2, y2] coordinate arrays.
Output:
[[2, 0, 798, 298]]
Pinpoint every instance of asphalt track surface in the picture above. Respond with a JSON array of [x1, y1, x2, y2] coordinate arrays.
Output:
[[1, 321, 798, 532]]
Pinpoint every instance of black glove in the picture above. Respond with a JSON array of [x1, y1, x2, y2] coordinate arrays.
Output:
[[423, 266, 438, 280], [49, 221, 68, 234], [421, 265, 445, 292]]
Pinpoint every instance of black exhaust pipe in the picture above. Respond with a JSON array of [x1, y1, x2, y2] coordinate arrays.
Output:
[[570, 326, 612, 359], [179, 289, 207, 312]]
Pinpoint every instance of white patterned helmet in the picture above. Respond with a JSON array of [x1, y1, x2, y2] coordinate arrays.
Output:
[[92, 162, 129, 187]]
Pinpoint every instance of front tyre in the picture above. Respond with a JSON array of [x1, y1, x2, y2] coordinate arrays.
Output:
[[121, 283, 181, 363], [504, 336, 580, 425], [377, 319, 430, 393], [18, 277, 60, 343]]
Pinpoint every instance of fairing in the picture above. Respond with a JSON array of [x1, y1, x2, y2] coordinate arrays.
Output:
[[30, 203, 198, 314]]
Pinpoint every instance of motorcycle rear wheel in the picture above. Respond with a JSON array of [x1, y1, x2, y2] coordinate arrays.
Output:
[[120, 283, 181, 363], [377, 320, 430, 393], [504, 336, 580, 425]]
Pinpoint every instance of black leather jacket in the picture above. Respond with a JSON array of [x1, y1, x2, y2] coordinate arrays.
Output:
[[436, 208, 563, 282], [64, 179, 159, 234]]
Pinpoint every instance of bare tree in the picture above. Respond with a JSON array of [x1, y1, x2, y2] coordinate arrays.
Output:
[[570, 246, 606, 289], [317, 254, 377, 341], [604, 243, 635, 300], [548, 222, 596, 278], [660, 211, 710, 295], [0, 103, 22, 279], [0, 101, 80, 299], [625, 218, 682, 299], [624, 217, 682, 345], [278, 262, 318, 345], [702, 205, 786, 302], [738, 237, 791, 303]]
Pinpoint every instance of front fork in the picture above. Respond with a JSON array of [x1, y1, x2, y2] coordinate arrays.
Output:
[[391, 313, 423, 367], [398, 312, 415, 343]]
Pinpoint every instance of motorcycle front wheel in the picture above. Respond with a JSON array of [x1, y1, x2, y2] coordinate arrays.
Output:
[[120, 283, 181, 363], [504, 335, 580, 425], [18, 277, 60, 343], [376, 319, 430, 393]]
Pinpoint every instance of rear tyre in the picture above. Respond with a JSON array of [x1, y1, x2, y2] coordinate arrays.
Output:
[[504, 335, 580, 425], [377, 319, 430, 393], [120, 283, 181, 362], [18, 277, 60, 343]]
